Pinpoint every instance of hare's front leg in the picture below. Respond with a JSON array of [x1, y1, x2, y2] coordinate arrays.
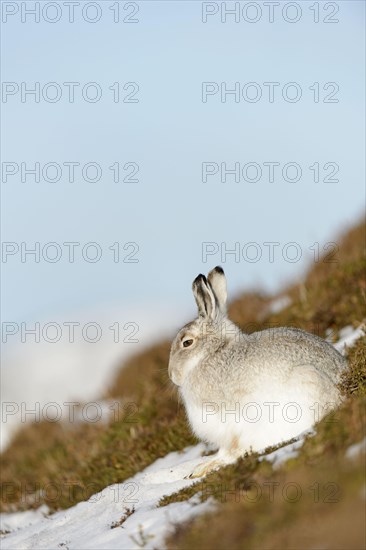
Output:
[[186, 444, 242, 479]]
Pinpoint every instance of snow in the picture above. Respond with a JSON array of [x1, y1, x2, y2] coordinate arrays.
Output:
[[0, 444, 216, 549], [266, 295, 292, 315], [333, 325, 365, 355], [345, 438, 366, 461], [0, 435, 311, 549], [259, 429, 314, 469], [0, 304, 187, 451], [0, 505, 50, 534], [1, 324, 364, 548]]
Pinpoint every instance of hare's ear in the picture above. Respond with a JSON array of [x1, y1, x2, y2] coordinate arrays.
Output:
[[208, 266, 227, 314], [192, 274, 217, 319]]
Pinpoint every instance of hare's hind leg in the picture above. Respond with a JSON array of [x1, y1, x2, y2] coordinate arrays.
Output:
[[186, 438, 243, 479]]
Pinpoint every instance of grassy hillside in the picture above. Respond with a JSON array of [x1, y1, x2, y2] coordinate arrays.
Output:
[[1, 220, 365, 548]]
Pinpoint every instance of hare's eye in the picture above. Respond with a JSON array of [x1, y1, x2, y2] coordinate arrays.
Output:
[[183, 339, 194, 348]]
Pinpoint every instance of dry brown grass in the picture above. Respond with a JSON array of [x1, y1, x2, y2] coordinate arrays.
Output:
[[166, 396, 366, 550], [0, 342, 195, 511], [340, 336, 366, 396], [1, 219, 365, 533]]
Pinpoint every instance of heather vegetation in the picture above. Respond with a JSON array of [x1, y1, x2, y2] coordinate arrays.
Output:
[[1, 221, 365, 548]]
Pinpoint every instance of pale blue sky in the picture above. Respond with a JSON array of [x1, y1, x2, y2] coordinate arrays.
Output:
[[1, 0, 365, 323]]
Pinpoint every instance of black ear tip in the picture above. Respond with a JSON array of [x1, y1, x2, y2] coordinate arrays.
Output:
[[193, 273, 207, 286], [214, 266, 224, 275]]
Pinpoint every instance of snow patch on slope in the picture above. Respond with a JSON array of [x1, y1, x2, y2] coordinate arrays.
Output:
[[345, 438, 366, 461], [0, 444, 215, 550], [1, 304, 186, 451], [259, 430, 314, 469], [333, 325, 365, 355], [267, 295, 292, 315], [1, 324, 364, 548]]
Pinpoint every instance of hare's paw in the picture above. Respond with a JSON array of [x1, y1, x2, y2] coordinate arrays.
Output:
[[185, 458, 222, 479], [184, 447, 241, 479]]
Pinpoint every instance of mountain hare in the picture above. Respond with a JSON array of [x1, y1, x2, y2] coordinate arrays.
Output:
[[168, 267, 347, 478]]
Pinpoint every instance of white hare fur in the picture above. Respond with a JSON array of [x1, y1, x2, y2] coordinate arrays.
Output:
[[168, 267, 347, 478]]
